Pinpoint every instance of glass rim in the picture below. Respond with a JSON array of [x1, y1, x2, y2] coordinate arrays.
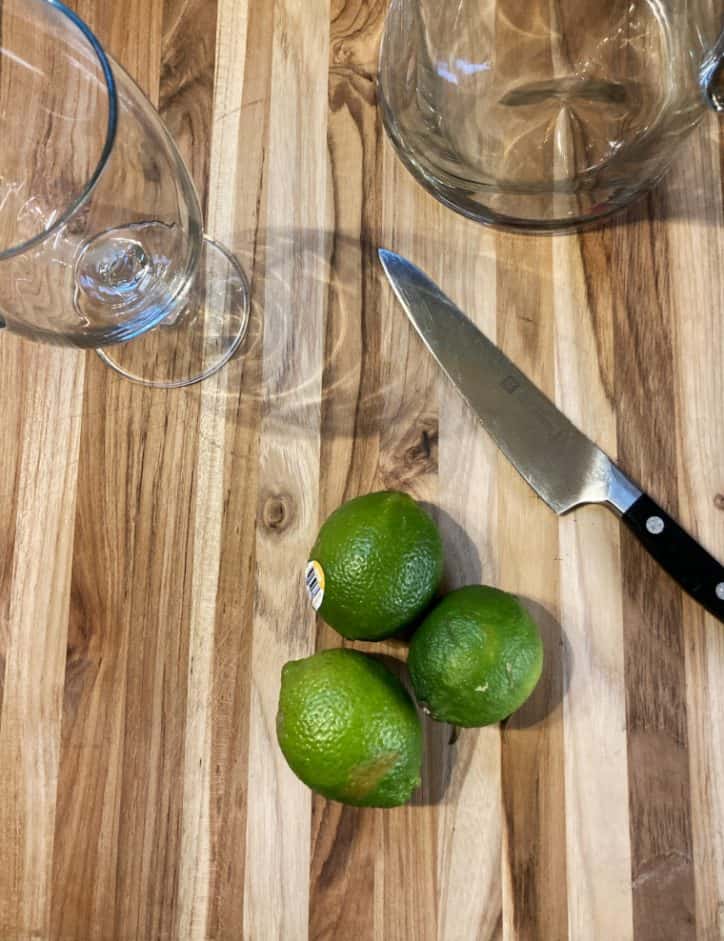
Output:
[[0, 0, 119, 262]]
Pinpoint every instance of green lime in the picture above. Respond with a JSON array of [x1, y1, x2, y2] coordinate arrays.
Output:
[[408, 586, 543, 727], [276, 649, 422, 807], [306, 491, 443, 641]]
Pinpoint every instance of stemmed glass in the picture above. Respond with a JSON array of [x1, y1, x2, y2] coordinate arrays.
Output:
[[0, 0, 248, 387]]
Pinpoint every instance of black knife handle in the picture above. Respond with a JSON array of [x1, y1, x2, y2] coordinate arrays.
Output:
[[622, 493, 724, 622]]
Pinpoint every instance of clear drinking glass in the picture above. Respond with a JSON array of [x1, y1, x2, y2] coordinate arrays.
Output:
[[0, 0, 248, 387], [379, 0, 724, 231]]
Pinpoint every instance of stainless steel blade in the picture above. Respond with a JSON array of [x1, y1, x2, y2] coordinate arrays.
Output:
[[379, 249, 641, 515]]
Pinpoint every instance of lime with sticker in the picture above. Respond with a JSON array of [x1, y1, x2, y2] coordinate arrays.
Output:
[[306, 491, 444, 641]]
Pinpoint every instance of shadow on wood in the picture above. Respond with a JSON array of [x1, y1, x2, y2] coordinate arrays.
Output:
[[503, 598, 570, 730], [199, 227, 496, 444], [424, 503, 485, 590], [368, 653, 456, 807]]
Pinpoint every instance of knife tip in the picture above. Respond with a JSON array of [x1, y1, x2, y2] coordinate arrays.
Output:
[[378, 248, 408, 282]]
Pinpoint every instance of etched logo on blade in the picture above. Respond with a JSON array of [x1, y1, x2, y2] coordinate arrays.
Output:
[[500, 372, 568, 444]]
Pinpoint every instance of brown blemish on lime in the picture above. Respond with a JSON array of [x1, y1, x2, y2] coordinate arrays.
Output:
[[345, 752, 400, 799]]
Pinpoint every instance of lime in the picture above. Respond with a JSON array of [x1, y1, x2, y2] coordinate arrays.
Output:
[[408, 586, 543, 727], [306, 491, 443, 641], [276, 648, 422, 807]]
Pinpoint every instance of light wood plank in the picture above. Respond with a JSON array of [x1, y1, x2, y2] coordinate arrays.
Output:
[[434, 231, 503, 941], [241, 0, 332, 935], [173, 0, 252, 933], [0, 344, 84, 940], [494, 232, 569, 941], [176, 384, 226, 940], [202, 1, 271, 937], [553, 231, 634, 940]]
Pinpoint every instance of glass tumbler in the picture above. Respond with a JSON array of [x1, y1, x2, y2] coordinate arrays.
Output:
[[379, 0, 724, 230], [0, 0, 248, 386]]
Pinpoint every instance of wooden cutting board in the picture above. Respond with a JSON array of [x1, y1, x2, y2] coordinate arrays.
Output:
[[0, 1, 722, 939]]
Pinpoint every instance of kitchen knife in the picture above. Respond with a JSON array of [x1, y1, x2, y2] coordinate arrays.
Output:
[[379, 248, 724, 623]]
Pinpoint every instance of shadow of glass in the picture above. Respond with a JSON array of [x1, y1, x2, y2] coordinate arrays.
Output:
[[175, 172, 723, 492], [210, 227, 395, 432], [191, 226, 500, 443]]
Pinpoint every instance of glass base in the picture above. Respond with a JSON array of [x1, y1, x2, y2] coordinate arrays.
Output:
[[378, 81, 674, 233], [96, 236, 249, 388]]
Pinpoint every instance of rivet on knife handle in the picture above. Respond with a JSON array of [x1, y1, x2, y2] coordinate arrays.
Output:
[[621, 493, 724, 621]]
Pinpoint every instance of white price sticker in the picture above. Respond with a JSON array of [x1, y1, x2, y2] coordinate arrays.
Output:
[[305, 560, 325, 611]]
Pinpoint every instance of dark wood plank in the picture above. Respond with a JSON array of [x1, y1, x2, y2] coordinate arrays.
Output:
[[49, 1, 216, 938], [611, 199, 697, 941]]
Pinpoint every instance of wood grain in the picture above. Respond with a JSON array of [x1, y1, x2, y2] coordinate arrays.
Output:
[[0, 1, 722, 939], [242, 0, 331, 935], [310, 5, 387, 939], [611, 198, 697, 941], [556, 230, 634, 940], [0, 344, 84, 940], [666, 118, 724, 941], [495, 233, 568, 941], [434, 228, 503, 941]]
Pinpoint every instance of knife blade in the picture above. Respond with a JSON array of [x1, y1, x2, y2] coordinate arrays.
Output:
[[379, 248, 724, 623]]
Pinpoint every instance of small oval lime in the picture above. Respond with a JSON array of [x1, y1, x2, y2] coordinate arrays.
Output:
[[408, 586, 543, 727], [308, 491, 443, 640], [277, 649, 423, 807]]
